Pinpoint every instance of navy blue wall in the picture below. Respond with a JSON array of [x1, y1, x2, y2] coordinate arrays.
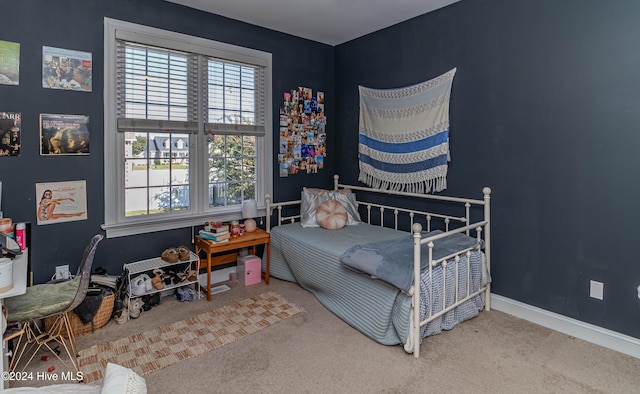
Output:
[[0, 0, 334, 284], [3, 0, 640, 341], [336, 0, 640, 339]]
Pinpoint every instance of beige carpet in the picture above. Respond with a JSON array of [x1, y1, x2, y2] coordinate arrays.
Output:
[[78, 291, 303, 384], [7, 279, 640, 393]]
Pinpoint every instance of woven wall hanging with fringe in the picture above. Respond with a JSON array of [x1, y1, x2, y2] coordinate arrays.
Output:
[[358, 68, 456, 194]]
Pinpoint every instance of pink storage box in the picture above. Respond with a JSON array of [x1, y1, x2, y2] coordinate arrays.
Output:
[[237, 255, 261, 286]]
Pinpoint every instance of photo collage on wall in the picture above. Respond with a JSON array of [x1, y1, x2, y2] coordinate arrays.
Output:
[[278, 87, 327, 177]]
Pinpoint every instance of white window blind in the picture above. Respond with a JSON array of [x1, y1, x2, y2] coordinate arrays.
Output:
[[116, 42, 198, 133], [205, 60, 266, 136]]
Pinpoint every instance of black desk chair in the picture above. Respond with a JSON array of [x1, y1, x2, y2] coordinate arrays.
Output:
[[5, 234, 103, 373]]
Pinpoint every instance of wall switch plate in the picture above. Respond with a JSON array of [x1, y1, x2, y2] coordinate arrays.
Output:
[[55, 264, 70, 280], [590, 280, 604, 300]]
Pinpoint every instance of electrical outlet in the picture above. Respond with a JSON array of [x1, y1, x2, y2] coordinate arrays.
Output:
[[590, 280, 604, 300], [55, 264, 70, 280]]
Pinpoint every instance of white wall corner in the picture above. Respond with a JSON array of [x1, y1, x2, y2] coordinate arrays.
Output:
[[491, 294, 640, 360]]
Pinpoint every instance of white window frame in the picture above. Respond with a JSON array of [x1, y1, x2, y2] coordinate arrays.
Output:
[[103, 18, 272, 238]]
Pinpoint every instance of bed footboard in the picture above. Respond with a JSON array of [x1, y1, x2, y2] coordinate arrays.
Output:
[[410, 215, 489, 358]]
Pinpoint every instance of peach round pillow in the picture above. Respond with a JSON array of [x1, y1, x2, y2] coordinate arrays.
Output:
[[316, 199, 348, 230]]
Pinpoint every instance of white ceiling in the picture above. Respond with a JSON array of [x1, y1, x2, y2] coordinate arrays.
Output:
[[166, 0, 461, 46]]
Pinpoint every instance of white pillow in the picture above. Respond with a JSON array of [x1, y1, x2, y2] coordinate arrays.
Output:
[[101, 363, 147, 394], [330, 189, 361, 225], [2, 385, 101, 393], [300, 189, 329, 228]]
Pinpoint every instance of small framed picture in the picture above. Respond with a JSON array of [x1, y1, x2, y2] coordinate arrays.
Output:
[[35, 181, 87, 225], [40, 114, 90, 155]]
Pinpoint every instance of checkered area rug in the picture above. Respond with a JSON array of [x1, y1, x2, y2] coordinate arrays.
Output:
[[78, 291, 304, 383]]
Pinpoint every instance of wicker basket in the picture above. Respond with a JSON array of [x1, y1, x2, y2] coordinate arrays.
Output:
[[45, 292, 115, 337]]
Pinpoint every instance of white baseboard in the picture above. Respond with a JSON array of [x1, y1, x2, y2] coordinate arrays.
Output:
[[491, 294, 640, 359]]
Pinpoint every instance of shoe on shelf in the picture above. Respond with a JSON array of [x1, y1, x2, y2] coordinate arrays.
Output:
[[186, 270, 198, 282], [161, 247, 179, 263], [163, 270, 176, 285], [177, 246, 191, 261], [176, 273, 188, 283], [152, 268, 165, 290], [172, 275, 181, 285], [131, 274, 151, 296], [152, 277, 164, 290]]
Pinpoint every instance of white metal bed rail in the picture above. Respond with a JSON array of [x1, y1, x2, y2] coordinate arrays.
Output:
[[264, 193, 468, 234], [265, 195, 301, 228], [355, 201, 466, 232]]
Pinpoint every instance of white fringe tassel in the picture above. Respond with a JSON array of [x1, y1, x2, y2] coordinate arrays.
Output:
[[358, 172, 447, 194]]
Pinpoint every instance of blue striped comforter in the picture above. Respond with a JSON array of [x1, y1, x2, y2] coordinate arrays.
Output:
[[263, 222, 483, 346]]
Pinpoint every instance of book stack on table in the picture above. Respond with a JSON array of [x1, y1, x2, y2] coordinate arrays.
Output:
[[199, 227, 230, 243]]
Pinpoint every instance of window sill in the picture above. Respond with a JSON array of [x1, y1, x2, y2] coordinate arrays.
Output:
[[101, 209, 264, 238]]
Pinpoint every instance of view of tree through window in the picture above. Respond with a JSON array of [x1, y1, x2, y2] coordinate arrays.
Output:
[[208, 134, 256, 207], [121, 44, 258, 217], [207, 60, 257, 207]]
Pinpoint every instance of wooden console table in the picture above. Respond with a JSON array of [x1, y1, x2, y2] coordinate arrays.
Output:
[[194, 228, 270, 301]]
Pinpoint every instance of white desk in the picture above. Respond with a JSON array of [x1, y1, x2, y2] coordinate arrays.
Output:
[[0, 250, 28, 300], [0, 249, 28, 390]]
